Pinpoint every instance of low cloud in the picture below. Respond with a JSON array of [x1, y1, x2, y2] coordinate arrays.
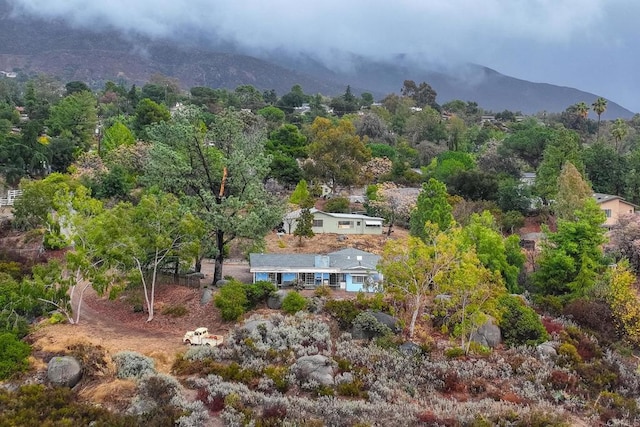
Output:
[[7, 0, 640, 111]]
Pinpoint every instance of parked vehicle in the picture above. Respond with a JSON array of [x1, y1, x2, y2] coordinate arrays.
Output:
[[183, 327, 224, 346]]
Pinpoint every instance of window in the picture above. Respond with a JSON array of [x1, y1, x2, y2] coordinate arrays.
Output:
[[313, 219, 323, 227], [351, 275, 366, 284], [357, 221, 361, 226], [604, 209, 612, 218], [338, 220, 354, 229]]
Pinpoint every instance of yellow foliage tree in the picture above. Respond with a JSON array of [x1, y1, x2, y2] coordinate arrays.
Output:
[[606, 261, 640, 345]]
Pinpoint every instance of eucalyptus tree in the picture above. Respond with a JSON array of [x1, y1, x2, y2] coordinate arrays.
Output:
[[144, 105, 284, 284]]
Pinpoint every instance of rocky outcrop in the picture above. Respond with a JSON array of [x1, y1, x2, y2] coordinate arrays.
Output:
[[470, 318, 502, 348], [267, 290, 288, 310], [292, 354, 335, 386]]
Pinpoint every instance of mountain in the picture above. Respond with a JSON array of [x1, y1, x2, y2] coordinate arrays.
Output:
[[0, 1, 633, 118]]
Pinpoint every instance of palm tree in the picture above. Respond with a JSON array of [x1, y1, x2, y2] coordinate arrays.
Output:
[[592, 97, 608, 140], [575, 102, 590, 119], [611, 118, 629, 154]]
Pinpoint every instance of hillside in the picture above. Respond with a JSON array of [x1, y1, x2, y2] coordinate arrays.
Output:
[[0, 0, 633, 118]]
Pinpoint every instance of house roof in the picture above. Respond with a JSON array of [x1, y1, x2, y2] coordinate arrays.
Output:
[[313, 210, 384, 221], [249, 248, 380, 272], [593, 193, 638, 207], [283, 208, 383, 222]]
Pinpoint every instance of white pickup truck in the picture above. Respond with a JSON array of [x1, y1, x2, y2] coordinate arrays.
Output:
[[183, 327, 224, 346]]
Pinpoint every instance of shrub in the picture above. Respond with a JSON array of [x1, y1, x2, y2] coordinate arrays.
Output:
[[325, 299, 361, 329], [263, 365, 289, 393], [336, 378, 368, 398], [498, 295, 548, 347], [563, 298, 618, 344], [161, 304, 188, 317], [314, 285, 331, 298], [245, 281, 277, 308], [0, 333, 30, 379], [281, 291, 307, 314], [557, 343, 582, 367], [113, 351, 156, 379], [444, 347, 465, 359], [215, 280, 249, 321], [324, 197, 350, 213], [0, 384, 135, 425], [352, 312, 392, 339]]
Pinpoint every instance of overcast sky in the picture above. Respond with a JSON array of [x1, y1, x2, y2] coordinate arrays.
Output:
[[9, 0, 640, 112]]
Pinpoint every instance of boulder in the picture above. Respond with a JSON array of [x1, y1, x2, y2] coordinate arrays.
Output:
[[335, 372, 354, 384], [370, 311, 401, 333], [470, 318, 502, 348], [351, 311, 400, 340], [537, 341, 558, 358], [399, 342, 423, 356], [267, 290, 288, 310], [242, 319, 274, 334], [292, 354, 335, 386], [47, 356, 82, 387], [200, 287, 214, 305], [215, 279, 230, 288]]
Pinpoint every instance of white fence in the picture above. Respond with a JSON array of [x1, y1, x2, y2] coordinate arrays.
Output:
[[0, 190, 23, 207]]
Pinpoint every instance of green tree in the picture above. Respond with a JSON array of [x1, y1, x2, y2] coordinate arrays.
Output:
[[133, 98, 170, 138], [409, 178, 453, 241], [294, 197, 315, 244], [235, 85, 265, 110], [611, 118, 629, 154], [575, 102, 590, 119], [379, 234, 461, 338], [554, 162, 593, 220], [462, 211, 523, 293], [592, 97, 608, 140], [144, 105, 284, 285], [535, 127, 583, 203], [91, 193, 203, 322], [65, 81, 90, 95], [401, 80, 438, 109], [257, 105, 285, 131], [500, 119, 556, 169], [46, 91, 98, 152], [101, 121, 135, 155], [304, 117, 371, 193], [267, 124, 307, 158], [289, 179, 311, 205], [534, 198, 606, 296], [582, 141, 626, 195]]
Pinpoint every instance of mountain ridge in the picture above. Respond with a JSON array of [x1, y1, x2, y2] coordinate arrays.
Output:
[[0, 1, 633, 118]]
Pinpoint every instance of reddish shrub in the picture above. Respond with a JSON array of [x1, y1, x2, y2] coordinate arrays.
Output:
[[564, 299, 618, 344], [440, 371, 466, 394], [541, 317, 564, 335], [196, 388, 224, 412], [416, 411, 458, 426], [549, 370, 578, 391], [500, 392, 525, 404]]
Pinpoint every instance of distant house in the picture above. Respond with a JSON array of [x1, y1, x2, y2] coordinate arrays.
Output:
[[593, 193, 637, 228], [250, 248, 383, 292], [520, 172, 536, 187], [283, 208, 384, 235]]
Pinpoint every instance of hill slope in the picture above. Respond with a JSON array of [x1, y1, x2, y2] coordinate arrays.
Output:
[[0, 0, 633, 118]]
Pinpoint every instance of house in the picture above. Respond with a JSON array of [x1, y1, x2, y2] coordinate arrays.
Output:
[[283, 208, 384, 235], [250, 248, 383, 292], [520, 172, 536, 187], [593, 193, 637, 228]]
